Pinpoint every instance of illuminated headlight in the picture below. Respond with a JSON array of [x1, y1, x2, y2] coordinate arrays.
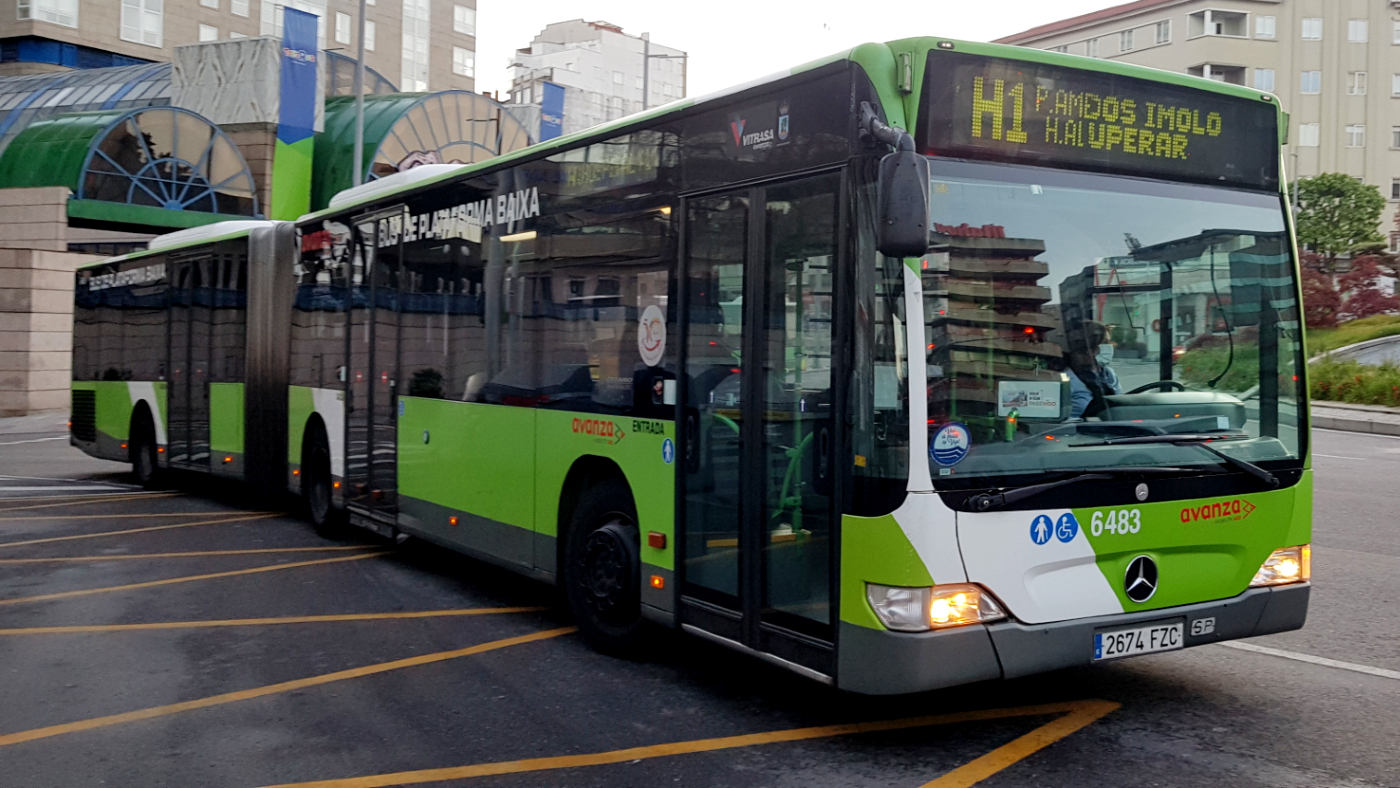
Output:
[[1250, 545, 1311, 587], [866, 583, 1007, 632]]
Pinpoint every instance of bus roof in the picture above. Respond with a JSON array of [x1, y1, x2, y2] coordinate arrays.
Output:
[[79, 220, 278, 270]]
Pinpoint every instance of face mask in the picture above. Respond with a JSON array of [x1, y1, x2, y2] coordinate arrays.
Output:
[[1097, 344, 1114, 364]]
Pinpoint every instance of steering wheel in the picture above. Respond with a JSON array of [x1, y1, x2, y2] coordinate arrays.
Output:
[[1128, 380, 1186, 394]]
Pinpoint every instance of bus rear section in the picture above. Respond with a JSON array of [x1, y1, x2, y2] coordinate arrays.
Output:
[[71, 221, 295, 494], [837, 44, 1309, 694]]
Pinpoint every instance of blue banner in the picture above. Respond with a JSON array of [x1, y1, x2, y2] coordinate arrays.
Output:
[[278, 7, 318, 146], [540, 81, 565, 142]]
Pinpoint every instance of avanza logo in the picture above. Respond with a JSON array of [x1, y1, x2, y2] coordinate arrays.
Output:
[[572, 418, 626, 444], [1180, 499, 1256, 523]]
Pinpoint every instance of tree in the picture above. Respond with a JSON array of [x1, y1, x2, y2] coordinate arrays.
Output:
[[1300, 253, 1342, 328], [1294, 173, 1385, 271], [1337, 256, 1400, 321]]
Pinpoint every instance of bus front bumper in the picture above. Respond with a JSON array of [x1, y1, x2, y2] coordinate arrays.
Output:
[[837, 583, 1309, 695]]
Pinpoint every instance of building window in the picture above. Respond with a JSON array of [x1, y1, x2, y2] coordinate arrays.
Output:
[[1393, 74, 1400, 96], [231, 0, 248, 16], [1120, 30, 1133, 52], [613, 71, 625, 85], [120, 0, 163, 48], [1346, 124, 1366, 147], [401, 0, 429, 91], [1349, 72, 1368, 95], [1155, 20, 1171, 44], [230, 31, 246, 38], [1256, 15, 1275, 39], [635, 76, 643, 89], [364, 20, 375, 51], [1297, 123, 1320, 147], [1300, 71, 1321, 94], [1394, 21, 1400, 45], [333, 12, 350, 44], [1189, 9, 1246, 37], [663, 83, 673, 98], [1392, 128, 1400, 149], [1302, 18, 1322, 41], [1254, 69, 1275, 92], [1349, 19, 1368, 43], [452, 46, 474, 78], [1086, 37, 1099, 57], [200, 0, 217, 7], [453, 4, 475, 36], [17, 0, 78, 27], [1048, 45, 1067, 54], [199, 23, 218, 40]]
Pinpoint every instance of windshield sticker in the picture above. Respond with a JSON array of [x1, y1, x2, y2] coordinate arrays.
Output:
[[997, 381, 1063, 419], [1030, 514, 1054, 545], [931, 422, 971, 466], [638, 304, 667, 367]]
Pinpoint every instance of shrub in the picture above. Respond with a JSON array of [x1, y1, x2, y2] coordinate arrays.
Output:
[[1309, 357, 1400, 405]]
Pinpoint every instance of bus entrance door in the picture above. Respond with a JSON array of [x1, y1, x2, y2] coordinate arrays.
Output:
[[168, 256, 212, 470], [344, 208, 405, 524], [680, 174, 842, 678]]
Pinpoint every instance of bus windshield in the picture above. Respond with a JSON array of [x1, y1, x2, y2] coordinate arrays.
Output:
[[923, 159, 1304, 485]]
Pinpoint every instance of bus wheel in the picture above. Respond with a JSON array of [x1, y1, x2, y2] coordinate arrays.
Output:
[[130, 411, 161, 489], [565, 479, 646, 656], [304, 431, 345, 537]]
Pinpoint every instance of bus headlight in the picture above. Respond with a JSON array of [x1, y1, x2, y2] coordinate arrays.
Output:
[[1249, 545, 1311, 587], [866, 583, 1007, 632]]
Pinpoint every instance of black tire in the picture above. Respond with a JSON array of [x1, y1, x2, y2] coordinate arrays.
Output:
[[564, 479, 647, 656], [303, 425, 346, 537], [129, 410, 161, 489]]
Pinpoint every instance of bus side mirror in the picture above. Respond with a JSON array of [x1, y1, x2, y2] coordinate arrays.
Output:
[[877, 149, 931, 259]]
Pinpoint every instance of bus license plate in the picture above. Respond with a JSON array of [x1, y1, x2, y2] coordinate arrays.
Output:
[[1093, 622, 1183, 661]]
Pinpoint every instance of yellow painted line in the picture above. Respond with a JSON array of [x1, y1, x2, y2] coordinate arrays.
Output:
[[0, 607, 550, 635], [255, 700, 1119, 788], [0, 492, 182, 512], [920, 699, 1122, 788], [0, 546, 375, 564], [0, 626, 575, 748], [0, 511, 261, 522], [0, 513, 281, 549], [0, 551, 388, 607]]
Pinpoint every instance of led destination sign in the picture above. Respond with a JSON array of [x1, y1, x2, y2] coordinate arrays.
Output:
[[921, 52, 1280, 190]]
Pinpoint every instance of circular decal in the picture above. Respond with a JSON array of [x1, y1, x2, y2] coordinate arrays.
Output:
[[1055, 513, 1080, 543], [1030, 514, 1053, 545], [930, 422, 971, 466], [638, 305, 667, 367], [661, 438, 676, 465]]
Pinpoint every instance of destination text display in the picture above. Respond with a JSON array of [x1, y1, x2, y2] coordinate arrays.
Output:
[[922, 52, 1279, 189]]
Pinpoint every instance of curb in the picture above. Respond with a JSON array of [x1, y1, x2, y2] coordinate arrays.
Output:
[[1312, 411, 1400, 436]]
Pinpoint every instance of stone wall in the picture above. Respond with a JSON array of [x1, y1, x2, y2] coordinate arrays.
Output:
[[0, 248, 99, 416], [0, 187, 70, 252]]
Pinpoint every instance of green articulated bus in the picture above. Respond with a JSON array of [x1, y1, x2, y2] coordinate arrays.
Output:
[[72, 37, 1312, 694]]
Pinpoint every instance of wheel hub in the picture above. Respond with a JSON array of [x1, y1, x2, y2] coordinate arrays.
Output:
[[579, 521, 635, 617]]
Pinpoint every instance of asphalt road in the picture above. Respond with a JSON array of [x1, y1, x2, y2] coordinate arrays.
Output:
[[0, 420, 1396, 788]]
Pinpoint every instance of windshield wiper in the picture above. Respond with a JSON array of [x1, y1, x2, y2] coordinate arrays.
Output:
[[966, 466, 1198, 512], [1069, 434, 1279, 488]]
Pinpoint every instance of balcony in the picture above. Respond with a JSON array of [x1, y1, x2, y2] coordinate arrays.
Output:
[[1188, 10, 1249, 39]]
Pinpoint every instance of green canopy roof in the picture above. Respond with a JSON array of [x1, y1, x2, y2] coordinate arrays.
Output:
[[312, 91, 533, 211]]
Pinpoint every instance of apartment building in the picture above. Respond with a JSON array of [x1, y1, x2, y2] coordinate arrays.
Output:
[[996, 0, 1400, 242], [3, 0, 478, 93], [506, 20, 686, 137]]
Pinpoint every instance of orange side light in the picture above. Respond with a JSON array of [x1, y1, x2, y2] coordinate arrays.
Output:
[[120, 443, 128, 450], [157, 447, 165, 453], [292, 469, 300, 476], [449, 516, 459, 526], [332, 481, 341, 489], [223, 456, 233, 463], [650, 575, 666, 589]]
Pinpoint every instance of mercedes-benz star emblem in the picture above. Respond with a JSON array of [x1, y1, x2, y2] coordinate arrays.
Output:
[[1124, 555, 1158, 603]]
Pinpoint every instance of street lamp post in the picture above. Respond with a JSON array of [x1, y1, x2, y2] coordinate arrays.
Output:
[[640, 37, 686, 112], [352, 0, 367, 186]]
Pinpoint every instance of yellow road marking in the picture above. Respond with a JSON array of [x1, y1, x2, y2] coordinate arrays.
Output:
[[0, 511, 256, 522], [0, 551, 388, 607], [920, 699, 1122, 787], [255, 700, 1119, 788], [0, 546, 375, 564], [0, 606, 549, 635], [0, 513, 281, 549], [0, 492, 182, 512], [0, 627, 575, 747]]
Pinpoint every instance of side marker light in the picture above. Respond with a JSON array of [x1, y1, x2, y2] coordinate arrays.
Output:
[[647, 531, 666, 549], [332, 481, 341, 489], [449, 516, 459, 526], [650, 575, 666, 589]]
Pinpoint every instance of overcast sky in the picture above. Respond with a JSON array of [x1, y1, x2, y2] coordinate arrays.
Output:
[[475, 1, 1125, 98]]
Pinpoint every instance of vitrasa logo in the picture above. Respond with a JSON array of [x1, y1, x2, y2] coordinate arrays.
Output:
[[282, 47, 316, 64], [728, 100, 790, 152], [1180, 499, 1256, 523], [572, 418, 626, 445]]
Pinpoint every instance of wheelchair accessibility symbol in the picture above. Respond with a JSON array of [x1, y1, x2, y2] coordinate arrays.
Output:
[[1055, 513, 1080, 543]]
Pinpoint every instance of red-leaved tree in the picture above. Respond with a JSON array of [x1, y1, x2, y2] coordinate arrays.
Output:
[[1338, 256, 1400, 321], [1301, 252, 1342, 328]]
